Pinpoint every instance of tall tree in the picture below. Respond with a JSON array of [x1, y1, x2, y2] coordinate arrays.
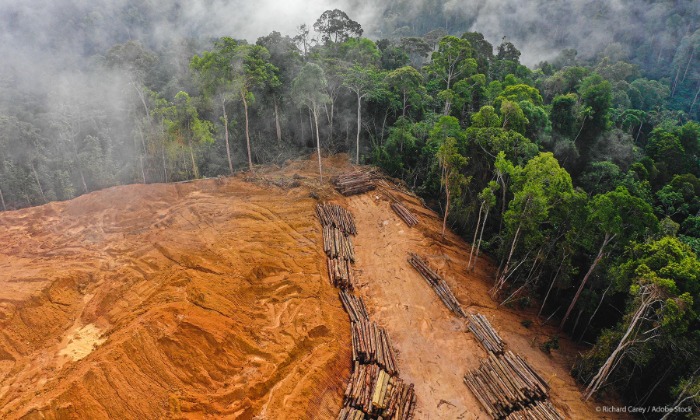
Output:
[[560, 187, 658, 329], [190, 37, 239, 174], [231, 44, 280, 171], [156, 91, 214, 179], [342, 65, 384, 164], [436, 136, 469, 238], [292, 63, 330, 181], [313, 9, 363, 44]]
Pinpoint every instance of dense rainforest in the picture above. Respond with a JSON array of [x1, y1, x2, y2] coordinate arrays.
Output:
[[1, 0, 699, 415]]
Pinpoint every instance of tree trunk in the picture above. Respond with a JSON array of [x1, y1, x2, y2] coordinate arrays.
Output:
[[441, 171, 450, 238], [690, 82, 700, 113], [468, 202, 484, 270], [132, 80, 150, 120], [0, 185, 6, 211], [188, 140, 199, 179], [494, 224, 521, 295], [274, 99, 282, 143], [560, 233, 614, 330], [584, 288, 658, 400], [309, 109, 314, 144], [402, 91, 408, 117], [242, 93, 253, 172], [312, 106, 323, 182], [137, 125, 148, 183], [356, 92, 362, 164], [473, 209, 489, 269], [30, 162, 47, 203], [161, 136, 168, 183], [222, 98, 233, 175], [661, 368, 700, 420], [539, 251, 567, 317], [578, 284, 611, 343]]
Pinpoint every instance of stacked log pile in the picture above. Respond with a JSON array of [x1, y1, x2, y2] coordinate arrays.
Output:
[[351, 320, 398, 375], [318, 203, 357, 289], [467, 313, 505, 355], [323, 224, 355, 261], [337, 406, 365, 420], [316, 202, 416, 419], [408, 253, 466, 318], [343, 362, 417, 419], [327, 257, 355, 289], [390, 202, 418, 227], [316, 203, 357, 235], [505, 401, 563, 420], [464, 351, 558, 419], [340, 290, 369, 323], [333, 170, 376, 196]]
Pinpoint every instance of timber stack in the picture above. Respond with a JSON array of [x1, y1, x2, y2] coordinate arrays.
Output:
[[467, 313, 505, 355], [327, 257, 355, 289], [333, 170, 376, 196], [408, 253, 466, 317], [316, 203, 357, 235], [390, 202, 419, 227], [318, 203, 357, 289], [505, 401, 563, 420], [464, 351, 558, 419], [339, 290, 369, 323], [316, 203, 417, 419], [342, 362, 417, 419], [351, 320, 399, 375]]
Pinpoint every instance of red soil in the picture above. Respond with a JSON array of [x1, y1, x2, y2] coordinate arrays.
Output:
[[0, 155, 624, 419]]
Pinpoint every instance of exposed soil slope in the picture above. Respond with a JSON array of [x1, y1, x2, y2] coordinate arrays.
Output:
[[0, 160, 349, 419], [0, 155, 623, 419]]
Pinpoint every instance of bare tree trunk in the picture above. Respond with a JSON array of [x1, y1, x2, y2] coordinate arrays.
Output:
[[473, 209, 489, 269], [690, 83, 700, 113], [402, 92, 408, 117], [274, 99, 282, 143], [161, 137, 168, 183], [313, 106, 323, 182], [561, 233, 614, 330], [132, 80, 150, 120], [539, 251, 567, 317], [494, 224, 521, 295], [681, 50, 694, 83], [242, 93, 253, 172], [188, 140, 199, 179], [355, 93, 363, 164], [0, 185, 6, 211], [441, 172, 450, 238], [137, 125, 148, 183], [584, 287, 660, 400], [578, 284, 611, 343], [222, 98, 233, 175], [30, 162, 47, 203], [308, 109, 314, 144], [468, 202, 484, 269], [661, 368, 700, 420]]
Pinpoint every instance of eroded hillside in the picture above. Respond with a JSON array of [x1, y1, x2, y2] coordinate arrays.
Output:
[[0, 156, 621, 419]]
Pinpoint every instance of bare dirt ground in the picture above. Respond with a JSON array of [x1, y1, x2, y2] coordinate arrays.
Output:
[[346, 189, 623, 419], [0, 154, 624, 419]]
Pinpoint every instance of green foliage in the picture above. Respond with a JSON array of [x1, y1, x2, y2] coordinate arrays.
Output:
[[426, 36, 475, 90], [385, 66, 427, 118], [540, 336, 560, 354], [470, 106, 501, 128], [500, 100, 528, 135], [313, 9, 363, 44]]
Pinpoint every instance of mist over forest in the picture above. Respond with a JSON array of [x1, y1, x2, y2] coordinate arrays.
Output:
[[1, 0, 700, 416]]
